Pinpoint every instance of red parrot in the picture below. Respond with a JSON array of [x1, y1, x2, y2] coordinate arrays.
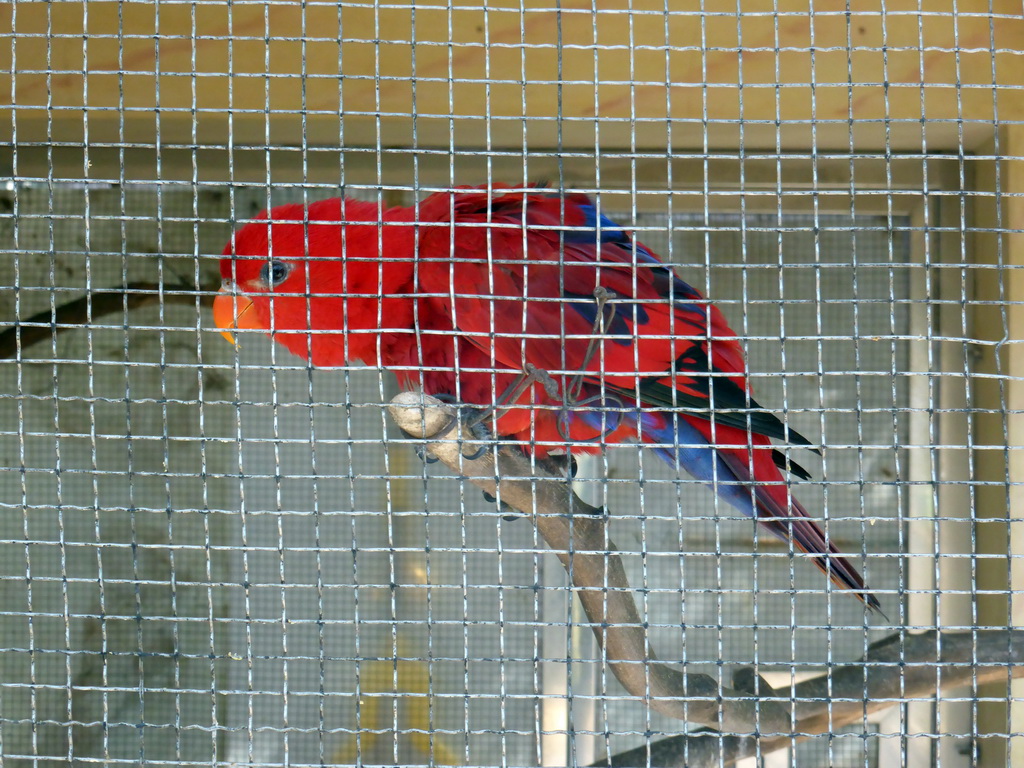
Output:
[[214, 184, 879, 611]]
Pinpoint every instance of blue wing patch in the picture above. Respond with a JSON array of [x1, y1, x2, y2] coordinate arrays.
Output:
[[557, 203, 655, 259]]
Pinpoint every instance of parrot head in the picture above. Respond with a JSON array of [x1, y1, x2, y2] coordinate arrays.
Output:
[[215, 198, 417, 367]]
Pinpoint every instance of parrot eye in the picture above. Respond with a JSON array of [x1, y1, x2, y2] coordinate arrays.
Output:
[[260, 259, 291, 288]]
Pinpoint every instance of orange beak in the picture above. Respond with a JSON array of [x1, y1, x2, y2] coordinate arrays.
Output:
[[213, 284, 262, 345]]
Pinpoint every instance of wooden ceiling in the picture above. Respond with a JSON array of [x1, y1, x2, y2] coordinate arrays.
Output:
[[2, 0, 1019, 159]]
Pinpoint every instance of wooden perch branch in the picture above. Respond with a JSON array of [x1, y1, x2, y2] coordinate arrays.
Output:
[[0, 282, 211, 359], [390, 392, 1024, 767], [389, 391, 793, 735], [594, 629, 1024, 767]]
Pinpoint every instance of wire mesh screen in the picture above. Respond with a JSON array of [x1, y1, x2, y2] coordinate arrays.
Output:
[[1, 3, 1020, 768]]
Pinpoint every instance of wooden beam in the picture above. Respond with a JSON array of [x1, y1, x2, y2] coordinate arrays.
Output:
[[2, 0, 1019, 154]]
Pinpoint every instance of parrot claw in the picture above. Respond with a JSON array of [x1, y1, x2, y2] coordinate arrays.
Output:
[[461, 444, 490, 461], [400, 430, 441, 463], [482, 490, 523, 521], [415, 446, 440, 464], [459, 365, 561, 438], [456, 406, 495, 460]]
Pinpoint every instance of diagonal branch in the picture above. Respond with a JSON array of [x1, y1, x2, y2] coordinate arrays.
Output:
[[389, 391, 793, 735], [592, 629, 1024, 767], [0, 282, 212, 359]]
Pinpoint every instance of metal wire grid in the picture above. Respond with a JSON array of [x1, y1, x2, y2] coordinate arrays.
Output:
[[0, 2, 1019, 768], [0, 181, 910, 768]]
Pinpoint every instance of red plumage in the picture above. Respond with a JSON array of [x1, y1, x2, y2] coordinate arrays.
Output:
[[217, 184, 879, 611]]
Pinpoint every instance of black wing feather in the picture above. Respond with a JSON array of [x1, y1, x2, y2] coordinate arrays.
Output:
[[603, 341, 820, 462]]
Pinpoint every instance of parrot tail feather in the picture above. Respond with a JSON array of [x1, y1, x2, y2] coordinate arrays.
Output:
[[753, 503, 883, 613], [716, 451, 883, 613], [642, 413, 882, 613]]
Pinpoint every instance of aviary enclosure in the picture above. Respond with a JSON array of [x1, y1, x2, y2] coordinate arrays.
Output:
[[1, 3, 1022, 767]]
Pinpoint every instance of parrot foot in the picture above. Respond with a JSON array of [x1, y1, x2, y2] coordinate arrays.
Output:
[[409, 392, 492, 459], [459, 364, 560, 439], [459, 406, 495, 460]]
